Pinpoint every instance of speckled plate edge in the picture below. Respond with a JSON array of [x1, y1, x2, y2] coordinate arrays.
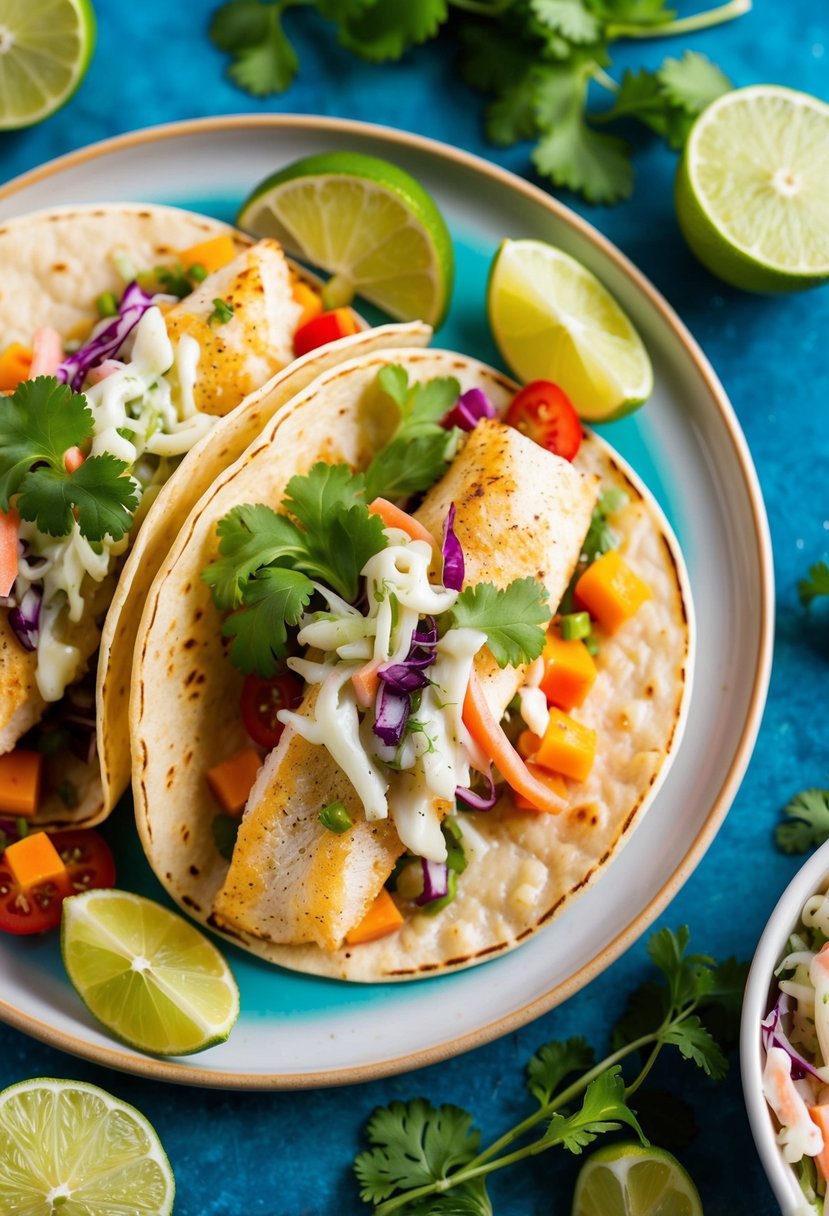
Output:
[[0, 115, 774, 1089]]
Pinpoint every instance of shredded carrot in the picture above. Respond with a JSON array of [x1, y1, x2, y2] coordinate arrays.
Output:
[[29, 327, 64, 378], [0, 507, 19, 598], [0, 342, 32, 391], [178, 234, 238, 275], [345, 888, 404, 945], [64, 447, 85, 473], [352, 662, 381, 709], [368, 498, 437, 549], [3, 830, 67, 890], [462, 672, 565, 815], [513, 763, 568, 811], [810, 1106, 829, 1181], [205, 748, 262, 816]]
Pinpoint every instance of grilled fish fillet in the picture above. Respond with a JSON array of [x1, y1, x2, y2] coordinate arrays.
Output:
[[164, 239, 303, 416], [212, 420, 598, 950]]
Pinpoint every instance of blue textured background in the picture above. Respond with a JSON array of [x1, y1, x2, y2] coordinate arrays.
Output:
[[1, 2, 828, 1213]]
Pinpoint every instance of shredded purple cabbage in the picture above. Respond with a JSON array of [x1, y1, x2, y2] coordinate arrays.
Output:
[[456, 768, 497, 812], [441, 503, 464, 592], [761, 991, 824, 1082], [8, 586, 41, 652], [442, 387, 497, 433], [58, 281, 154, 391], [373, 619, 439, 746], [415, 858, 449, 906]]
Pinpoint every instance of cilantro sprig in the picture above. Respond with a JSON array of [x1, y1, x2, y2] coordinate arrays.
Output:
[[364, 365, 461, 503], [451, 577, 550, 668], [775, 788, 829, 855], [354, 926, 746, 1213], [209, 0, 744, 204], [0, 378, 137, 542]]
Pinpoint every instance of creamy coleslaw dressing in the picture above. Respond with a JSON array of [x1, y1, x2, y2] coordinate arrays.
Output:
[[278, 529, 487, 862], [16, 306, 216, 701]]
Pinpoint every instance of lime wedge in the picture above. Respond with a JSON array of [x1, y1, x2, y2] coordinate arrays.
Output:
[[238, 151, 454, 326], [61, 889, 239, 1056], [0, 0, 96, 131], [676, 85, 829, 292], [0, 1077, 174, 1215], [487, 239, 653, 422], [572, 1142, 703, 1216]]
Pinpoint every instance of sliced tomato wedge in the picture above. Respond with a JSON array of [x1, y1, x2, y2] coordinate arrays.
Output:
[[505, 380, 582, 461], [240, 672, 304, 751], [0, 828, 116, 935]]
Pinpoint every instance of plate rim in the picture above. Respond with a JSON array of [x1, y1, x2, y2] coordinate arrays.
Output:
[[0, 113, 774, 1090]]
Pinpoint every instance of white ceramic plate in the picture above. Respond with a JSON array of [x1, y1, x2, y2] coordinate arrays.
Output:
[[0, 117, 773, 1088]]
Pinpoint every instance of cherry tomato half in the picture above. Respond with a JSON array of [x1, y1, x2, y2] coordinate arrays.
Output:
[[0, 828, 116, 935], [293, 308, 360, 358], [505, 380, 582, 462], [240, 672, 304, 751]]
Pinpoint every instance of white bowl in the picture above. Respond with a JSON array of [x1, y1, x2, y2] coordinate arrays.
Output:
[[741, 839, 829, 1215]]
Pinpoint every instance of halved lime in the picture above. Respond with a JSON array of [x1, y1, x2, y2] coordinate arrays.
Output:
[[572, 1142, 703, 1216], [676, 85, 829, 292], [61, 889, 239, 1056], [487, 239, 653, 422], [0, 0, 96, 131], [238, 151, 454, 326], [0, 1077, 174, 1215]]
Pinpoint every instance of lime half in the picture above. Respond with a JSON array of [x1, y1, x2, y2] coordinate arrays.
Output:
[[0, 0, 96, 131], [488, 239, 653, 421], [0, 1077, 174, 1215], [238, 151, 454, 326], [572, 1142, 703, 1216], [676, 85, 829, 292], [61, 889, 239, 1056]]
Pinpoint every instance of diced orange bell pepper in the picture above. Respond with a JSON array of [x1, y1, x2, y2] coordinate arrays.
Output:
[[0, 749, 42, 817], [345, 888, 404, 945], [293, 308, 360, 357], [178, 234, 238, 275], [0, 342, 32, 391], [291, 279, 324, 329], [4, 831, 68, 892], [513, 763, 568, 811], [205, 748, 262, 816], [540, 631, 598, 710], [574, 550, 650, 635], [535, 708, 597, 783]]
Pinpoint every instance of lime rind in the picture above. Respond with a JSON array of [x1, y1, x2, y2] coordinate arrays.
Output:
[[0, 0, 96, 130], [488, 239, 653, 421], [61, 890, 240, 1057], [0, 1077, 174, 1216], [238, 151, 454, 327], [677, 85, 829, 293]]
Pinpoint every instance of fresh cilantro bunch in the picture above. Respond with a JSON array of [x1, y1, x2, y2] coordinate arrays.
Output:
[[0, 378, 138, 542], [208, 0, 745, 203], [203, 462, 388, 675], [354, 925, 746, 1213]]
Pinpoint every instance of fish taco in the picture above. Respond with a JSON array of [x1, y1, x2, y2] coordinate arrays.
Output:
[[131, 347, 693, 981], [0, 202, 430, 830]]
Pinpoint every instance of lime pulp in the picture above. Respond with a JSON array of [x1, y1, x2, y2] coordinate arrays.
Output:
[[572, 1141, 703, 1216], [0, 0, 96, 130]]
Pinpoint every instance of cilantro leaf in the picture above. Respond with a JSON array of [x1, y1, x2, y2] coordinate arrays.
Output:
[[209, 0, 269, 51], [657, 51, 731, 114], [485, 70, 541, 146], [363, 366, 461, 502], [582, 487, 628, 564], [527, 1037, 595, 1107], [451, 578, 551, 668], [532, 60, 634, 204], [459, 22, 536, 96], [0, 377, 136, 542], [338, 0, 449, 62], [661, 1014, 726, 1080], [354, 1099, 480, 1204], [18, 456, 137, 542], [222, 566, 313, 675], [544, 1066, 646, 1153], [204, 503, 305, 610], [595, 68, 689, 148], [799, 561, 829, 607], [227, 8, 298, 95], [531, 0, 602, 44], [776, 788, 829, 854], [297, 502, 387, 602], [283, 462, 367, 536]]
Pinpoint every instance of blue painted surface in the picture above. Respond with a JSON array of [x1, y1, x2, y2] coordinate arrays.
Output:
[[0, 2, 828, 1213]]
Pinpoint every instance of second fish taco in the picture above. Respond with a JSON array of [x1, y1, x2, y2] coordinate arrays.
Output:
[[131, 347, 693, 981]]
